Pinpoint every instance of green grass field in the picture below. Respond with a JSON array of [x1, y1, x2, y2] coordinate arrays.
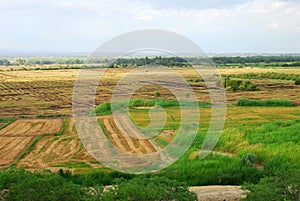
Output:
[[127, 103, 300, 185]]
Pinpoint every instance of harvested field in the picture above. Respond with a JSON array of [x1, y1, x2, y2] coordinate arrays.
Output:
[[0, 119, 63, 137], [99, 115, 157, 154], [0, 118, 64, 168], [17, 118, 101, 169], [0, 136, 34, 167], [0, 68, 300, 116]]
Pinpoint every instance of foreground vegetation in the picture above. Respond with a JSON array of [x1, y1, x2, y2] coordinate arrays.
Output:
[[0, 169, 197, 201], [243, 169, 300, 201]]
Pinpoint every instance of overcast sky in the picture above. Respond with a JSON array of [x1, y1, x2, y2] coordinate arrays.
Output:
[[1, 0, 300, 54]]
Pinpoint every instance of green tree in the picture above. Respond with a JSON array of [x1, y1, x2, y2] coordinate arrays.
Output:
[[1, 59, 10, 66], [243, 170, 300, 201], [0, 169, 92, 201]]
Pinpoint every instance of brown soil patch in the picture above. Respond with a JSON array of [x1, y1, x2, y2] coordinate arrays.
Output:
[[189, 185, 247, 201]]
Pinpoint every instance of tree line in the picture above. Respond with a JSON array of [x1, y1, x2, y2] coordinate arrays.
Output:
[[1, 55, 300, 67]]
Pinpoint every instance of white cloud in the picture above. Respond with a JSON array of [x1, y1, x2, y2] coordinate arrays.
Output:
[[0, 0, 300, 53]]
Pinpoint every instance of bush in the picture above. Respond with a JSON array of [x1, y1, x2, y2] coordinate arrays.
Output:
[[101, 177, 198, 201], [0, 169, 92, 201], [144, 99, 156, 106], [154, 91, 161, 97], [96, 102, 111, 115], [240, 81, 257, 91], [156, 99, 180, 107], [129, 98, 145, 108], [226, 79, 257, 91], [242, 169, 300, 201], [241, 153, 258, 166], [228, 72, 300, 82], [237, 98, 295, 106], [295, 80, 300, 85]]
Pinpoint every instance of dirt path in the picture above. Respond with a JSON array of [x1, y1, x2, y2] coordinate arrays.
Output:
[[189, 185, 247, 201]]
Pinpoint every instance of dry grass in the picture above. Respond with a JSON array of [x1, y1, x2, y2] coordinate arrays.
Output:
[[0, 137, 34, 167], [0, 119, 63, 136], [0, 67, 299, 116], [98, 115, 157, 154], [17, 118, 100, 169]]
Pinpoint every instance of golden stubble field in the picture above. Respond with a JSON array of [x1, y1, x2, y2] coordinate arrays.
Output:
[[0, 118, 63, 167], [0, 66, 299, 171], [0, 67, 299, 116], [16, 118, 101, 171]]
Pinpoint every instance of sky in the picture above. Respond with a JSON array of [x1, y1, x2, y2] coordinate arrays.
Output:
[[0, 0, 300, 54]]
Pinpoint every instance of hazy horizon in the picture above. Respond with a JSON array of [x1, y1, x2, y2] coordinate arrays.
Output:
[[1, 51, 300, 58]]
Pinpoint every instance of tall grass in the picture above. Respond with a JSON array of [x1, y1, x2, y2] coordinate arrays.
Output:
[[157, 153, 262, 186], [90, 102, 112, 116], [53, 162, 92, 169], [237, 98, 296, 106], [90, 99, 209, 116], [229, 72, 300, 81], [216, 120, 300, 173]]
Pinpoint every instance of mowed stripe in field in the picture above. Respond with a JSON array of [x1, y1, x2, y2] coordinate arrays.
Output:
[[0, 118, 63, 168], [0, 137, 34, 167], [99, 115, 157, 154], [0, 119, 63, 136], [17, 118, 101, 169]]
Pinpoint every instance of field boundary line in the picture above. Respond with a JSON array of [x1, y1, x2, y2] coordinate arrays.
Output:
[[9, 135, 44, 168], [0, 118, 16, 130]]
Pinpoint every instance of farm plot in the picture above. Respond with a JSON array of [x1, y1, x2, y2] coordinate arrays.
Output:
[[0, 118, 63, 168], [17, 118, 101, 169], [0, 119, 63, 136], [0, 137, 34, 167], [99, 115, 157, 154]]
